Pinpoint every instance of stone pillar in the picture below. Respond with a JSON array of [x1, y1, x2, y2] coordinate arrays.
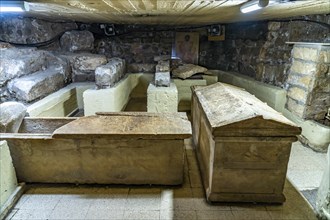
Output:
[[286, 43, 330, 125], [147, 83, 178, 113]]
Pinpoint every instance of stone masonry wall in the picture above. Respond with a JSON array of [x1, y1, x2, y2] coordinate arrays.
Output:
[[286, 45, 330, 125]]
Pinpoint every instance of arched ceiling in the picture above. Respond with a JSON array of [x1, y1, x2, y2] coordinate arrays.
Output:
[[21, 0, 330, 24]]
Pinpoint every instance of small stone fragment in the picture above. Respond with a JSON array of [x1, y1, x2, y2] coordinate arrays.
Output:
[[95, 58, 126, 89], [155, 72, 171, 87], [156, 60, 170, 72], [172, 64, 208, 79], [0, 101, 27, 133], [60, 30, 94, 52], [8, 67, 65, 102]]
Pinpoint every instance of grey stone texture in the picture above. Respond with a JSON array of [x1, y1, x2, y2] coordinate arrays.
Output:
[[286, 45, 330, 125], [154, 55, 171, 62], [0, 102, 26, 133], [0, 48, 48, 86], [127, 64, 156, 73], [8, 67, 65, 102], [172, 64, 208, 79], [0, 47, 71, 102], [60, 30, 94, 52], [156, 60, 170, 72], [155, 72, 170, 87], [95, 58, 126, 89], [0, 17, 77, 44], [60, 53, 107, 82]]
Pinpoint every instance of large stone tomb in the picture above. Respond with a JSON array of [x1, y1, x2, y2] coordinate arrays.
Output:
[[1, 112, 191, 185], [191, 82, 301, 203]]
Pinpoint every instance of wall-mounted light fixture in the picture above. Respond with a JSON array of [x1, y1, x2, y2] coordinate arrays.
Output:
[[240, 0, 269, 13], [0, 1, 29, 12]]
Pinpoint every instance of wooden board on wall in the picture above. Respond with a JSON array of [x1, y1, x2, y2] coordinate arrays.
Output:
[[175, 32, 199, 64]]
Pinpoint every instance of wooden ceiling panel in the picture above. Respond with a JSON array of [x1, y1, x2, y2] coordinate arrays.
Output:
[[22, 0, 330, 24]]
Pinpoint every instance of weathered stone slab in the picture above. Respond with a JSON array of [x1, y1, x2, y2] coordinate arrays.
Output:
[[60, 30, 94, 52], [60, 53, 107, 82], [172, 64, 208, 79], [156, 60, 170, 72], [95, 58, 126, 89], [0, 102, 26, 133], [127, 63, 156, 73], [155, 72, 170, 87], [0, 48, 47, 86], [154, 55, 171, 62], [8, 67, 65, 102]]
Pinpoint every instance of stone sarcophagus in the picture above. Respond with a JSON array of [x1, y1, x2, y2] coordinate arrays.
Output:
[[1, 112, 191, 185], [191, 83, 301, 203]]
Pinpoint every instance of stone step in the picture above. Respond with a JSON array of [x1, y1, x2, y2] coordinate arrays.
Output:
[[8, 67, 65, 102]]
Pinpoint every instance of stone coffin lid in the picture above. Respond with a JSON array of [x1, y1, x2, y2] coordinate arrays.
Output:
[[52, 112, 192, 139], [193, 82, 301, 137]]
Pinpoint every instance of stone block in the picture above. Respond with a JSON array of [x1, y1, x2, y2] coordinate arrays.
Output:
[[319, 49, 330, 64], [60, 30, 94, 52], [290, 59, 317, 75], [147, 83, 178, 113], [156, 60, 170, 72], [154, 55, 171, 62], [127, 64, 156, 73], [172, 64, 208, 79], [287, 73, 314, 90], [0, 48, 47, 86], [155, 72, 170, 87], [292, 46, 319, 62], [0, 102, 26, 133], [286, 97, 305, 118], [95, 58, 126, 89], [268, 22, 281, 31], [8, 67, 65, 102], [287, 86, 309, 104]]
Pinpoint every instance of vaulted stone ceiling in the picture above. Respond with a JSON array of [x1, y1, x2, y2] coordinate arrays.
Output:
[[22, 0, 330, 24]]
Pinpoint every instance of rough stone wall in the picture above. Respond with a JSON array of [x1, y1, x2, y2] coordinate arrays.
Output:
[[219, 15, 330, 88], [286, 45, 330, 125], [0, 16, 77, 47], [94, 28, 174, 72]]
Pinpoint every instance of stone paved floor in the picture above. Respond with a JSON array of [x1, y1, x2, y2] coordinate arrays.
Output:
[[5, 139, 318, 220]]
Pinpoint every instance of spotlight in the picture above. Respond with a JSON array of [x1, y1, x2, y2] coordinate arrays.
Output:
[[209, 25, 222, 36], [240, 0, 269, 13], [0, 1, 29, 12]]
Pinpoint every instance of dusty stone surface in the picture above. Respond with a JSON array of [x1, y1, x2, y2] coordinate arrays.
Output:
[[286, 45, 330, 125], [0, 102, 26, 133], [156, 60, 170, 72], [95, 58, 126, 89], [154, 55, 171, 62], [8, 67, 65, 102], [155, 72, 170, 87], [0, 48, 48, 86], [60, 53, 107, 82], [60, 30, 94, 52], [147, 83, 178, 113], [172, 64, 208, 79], [127, 63, 156, 73], [0, 17, 77, 44]]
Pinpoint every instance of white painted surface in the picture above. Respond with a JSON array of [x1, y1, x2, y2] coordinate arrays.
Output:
[[0, 141, 18, 208], [147, 83, 178, 113]]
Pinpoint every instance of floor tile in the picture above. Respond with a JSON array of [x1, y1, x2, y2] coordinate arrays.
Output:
[[123, 210, 160, 220], [231, 210, 272, 220], [10, 209, 52, 220], [85, 208, 124, 219], [161, 210, 197, 220], [48, 207, 88, 220], [196, 210, 235, 220], [18, 195, 62, 210]]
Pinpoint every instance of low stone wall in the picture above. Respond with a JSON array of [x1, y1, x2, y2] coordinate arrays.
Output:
[[218, 70, 330, 152], [27, 82, 94, 117]]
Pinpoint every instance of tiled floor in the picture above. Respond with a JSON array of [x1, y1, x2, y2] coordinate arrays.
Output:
[[5, 139, 318, 220]]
